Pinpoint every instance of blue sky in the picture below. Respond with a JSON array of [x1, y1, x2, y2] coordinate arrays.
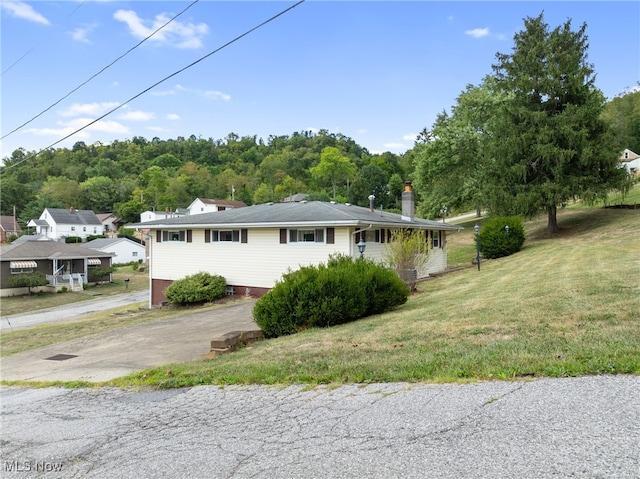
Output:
[[1, 1, 639, 162]]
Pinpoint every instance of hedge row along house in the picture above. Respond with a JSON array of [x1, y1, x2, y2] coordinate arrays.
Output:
[[129, 184, 462, 307]]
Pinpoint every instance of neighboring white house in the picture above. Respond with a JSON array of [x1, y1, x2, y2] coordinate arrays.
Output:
[[86, 237, 146, 264], [27, 208, 102, 241], [128, 184, 463, 306], [96, 212, 123, 235], [187, 198, 247, 215], [620, 149, 640, 176], [139, 209, 188, 223]]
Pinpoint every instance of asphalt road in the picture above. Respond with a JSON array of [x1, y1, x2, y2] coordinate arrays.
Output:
[[1, 375, 638, 478], [1, 290, 149, 331]]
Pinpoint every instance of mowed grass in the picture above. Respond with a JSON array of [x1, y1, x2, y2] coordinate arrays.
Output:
[[109, 206, 640, 389]]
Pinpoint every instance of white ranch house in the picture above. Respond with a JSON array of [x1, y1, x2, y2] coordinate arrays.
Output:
[[86, 237, 146, 264], [129, 185, 462, 306]]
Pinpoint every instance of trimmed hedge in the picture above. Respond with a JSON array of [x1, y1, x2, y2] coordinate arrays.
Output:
[[164, 272, 227, 305], [478, 215, 525, 259], [253, 254, 410, 338]]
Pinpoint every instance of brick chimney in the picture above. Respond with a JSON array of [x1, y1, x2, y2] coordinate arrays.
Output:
[[401, 181, 414, 221], [69, 206, 75, 214]]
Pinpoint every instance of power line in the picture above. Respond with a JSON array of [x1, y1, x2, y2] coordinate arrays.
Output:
[[1, 0, 87, 77], [1, 0, 200, 140], [2, 0, 305, 171]]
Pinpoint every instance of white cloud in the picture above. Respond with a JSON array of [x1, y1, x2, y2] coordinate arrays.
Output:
[[68, 24, 97, 43], [357, 128, 367, 135], [166, 113, 181, 120], [465, 27, 490, 39], [403, 133, 417, 141], [24, 118, 129, 137], [204, 90, 231, 101], [146, 126, 171, 132], [59, 102, 120, 117], [1, 1, 49, 25], [113, 9, 208, 49], [383, 142, 407, 151], [119, 110, 155, 121]]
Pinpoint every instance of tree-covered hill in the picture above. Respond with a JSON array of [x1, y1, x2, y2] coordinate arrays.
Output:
[[1, 130, 411, 225]]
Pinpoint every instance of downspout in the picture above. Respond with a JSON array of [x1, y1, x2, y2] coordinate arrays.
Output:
[[148, 231, 153, 309], [351, 224, 373, 257]]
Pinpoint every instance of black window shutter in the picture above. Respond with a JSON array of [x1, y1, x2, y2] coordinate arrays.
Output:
[[326, 227, 335, 244], [241, 229, 248, 243], [375, 230, 380, 243], [280, 229, 287, 244], [204, 230, 210, 243], [187, 230, 192, 243], [381, 229, 386, 243], [355, 232, 360, 243], [289, 229, 298, 243], [156, 230, 162, 243]]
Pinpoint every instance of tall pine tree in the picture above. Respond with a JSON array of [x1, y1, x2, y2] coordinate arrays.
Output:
[[488, 13, 628, 233]]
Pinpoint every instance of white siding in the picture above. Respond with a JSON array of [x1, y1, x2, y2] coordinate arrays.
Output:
[[152, 228, 352, 288], [91, 241, 145, 264], [150, 227, 451, 290]]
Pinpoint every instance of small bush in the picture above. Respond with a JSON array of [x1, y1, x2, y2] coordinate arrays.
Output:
[[478, 216, 525, 259], [8, 272, 48, 295], [65, 236, 83, 243], [89, 266, 115, 284], [253, 254, 409, 338], [164, 272, 227, 305]]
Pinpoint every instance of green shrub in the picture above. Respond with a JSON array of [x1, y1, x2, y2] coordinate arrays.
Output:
[[478, 216, 525, 259], [164, 272, 227, 305], [89, 266, 115, 284], [86, 234, 106, 242], [253, 254, 409, 338], [65, 236, 83, 243], [8, 272, 48, 295]]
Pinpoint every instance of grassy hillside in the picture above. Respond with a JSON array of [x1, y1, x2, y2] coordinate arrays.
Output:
[[111, 205, 640, 388]]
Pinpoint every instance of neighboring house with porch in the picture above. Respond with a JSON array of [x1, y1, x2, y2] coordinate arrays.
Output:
[[620, 149, 640, 176], [96, 212, 124, 236], [27, 208, 102, 241], [0, 241, 114, 296], [86, 237, 146, 264], [128, 184, 462, 306], [0, 215, 21, 243], [187, 198, 247, 215]]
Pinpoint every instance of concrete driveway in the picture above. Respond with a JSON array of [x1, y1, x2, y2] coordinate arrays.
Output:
[[0, 300, 258, 383]]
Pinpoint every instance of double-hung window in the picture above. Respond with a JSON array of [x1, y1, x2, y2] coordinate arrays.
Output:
[[289, 229, 325, 243], [212, 230, 240, 242], [162, 230, 186, 242]]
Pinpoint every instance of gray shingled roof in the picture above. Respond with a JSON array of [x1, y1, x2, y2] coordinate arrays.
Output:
[[0, 216, 21, 233], [1, 241, 114, 260], [86, 237, 143, 249], [128, 201, 462, 231], [45, 208, 102, 226], [197, 198, 247, 208]]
